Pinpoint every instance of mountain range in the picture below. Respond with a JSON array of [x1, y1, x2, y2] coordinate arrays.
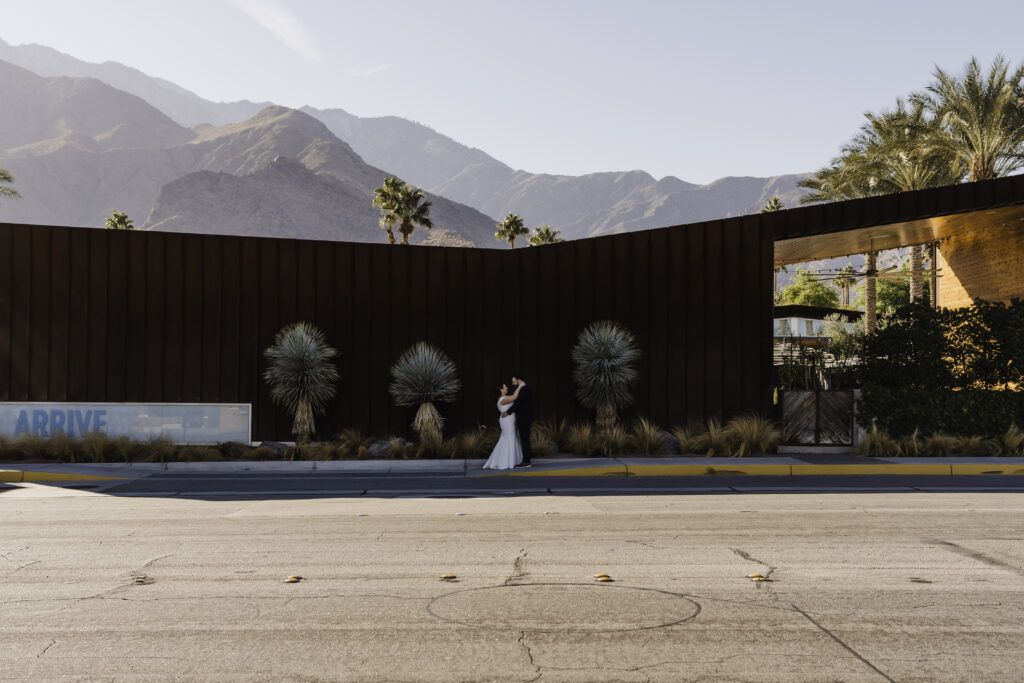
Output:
[[0, 36, 810, 245]]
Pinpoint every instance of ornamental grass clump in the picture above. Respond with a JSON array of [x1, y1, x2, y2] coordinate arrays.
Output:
[[922, 433, 958, 457], [263, 322, 339, 444], [671, 423, 706, 455], [389, 342, 461, 448], [567, 423, 597, 456], [596, 424, 631, 457], [694, 418, 732, 456], [572, 320, 639, 431], [998, 424, 1024, 456], [958, 435, 998, 457], [725, 414, 781, 457], [859, 424, 900, 458], [632, 418, 666, 455]]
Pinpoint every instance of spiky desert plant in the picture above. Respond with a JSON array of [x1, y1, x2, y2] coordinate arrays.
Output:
[[389, 341, 461, 447], [455, 427, 488, 458], [923, 433, 959, 457], [263, 322, 339, 444], [859, 424, 900, 458], [567, 423, 597, 456], [632, 417, 666, 455], [697, 418, 733, 456], [725, 414, 781, 457], [387, 435, 412, 460], [572, 320, 640, 430], [997, 424, 1024, 457]]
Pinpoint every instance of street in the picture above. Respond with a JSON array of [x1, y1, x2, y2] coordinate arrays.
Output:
[[2, 481, 1023, 681]]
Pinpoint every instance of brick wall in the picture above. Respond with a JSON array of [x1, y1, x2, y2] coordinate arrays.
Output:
[[938, 224, 1024, 309]]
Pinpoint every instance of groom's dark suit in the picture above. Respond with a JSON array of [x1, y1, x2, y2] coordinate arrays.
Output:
[[507, 383, 534, 464]]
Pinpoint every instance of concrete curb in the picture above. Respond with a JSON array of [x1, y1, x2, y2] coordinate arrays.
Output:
[[0, 469, 126, 483]]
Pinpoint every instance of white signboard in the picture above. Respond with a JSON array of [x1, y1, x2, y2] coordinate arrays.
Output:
[[0, 402, 251, 444]]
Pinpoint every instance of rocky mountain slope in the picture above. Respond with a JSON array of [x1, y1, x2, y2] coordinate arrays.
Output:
[[0, 62, 497, 245], [0, 38, 811, 240]]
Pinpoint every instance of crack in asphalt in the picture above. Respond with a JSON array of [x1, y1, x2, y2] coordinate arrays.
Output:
[[37, 639, 56, 658], [0, 545, 29, 560], [793, 604, 895, 682], [517, 631, 541, 682], [134, 554, 173, 572], [932, 540, 1024, 577], [8, 559, 41, 574], [505, 548, 529, 586], [730, 547, 777, 580]]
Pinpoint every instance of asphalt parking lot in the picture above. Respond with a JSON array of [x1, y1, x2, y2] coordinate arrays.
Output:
[[3, 481, 1023, 681]]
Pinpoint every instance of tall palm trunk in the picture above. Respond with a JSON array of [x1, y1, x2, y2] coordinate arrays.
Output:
[[865, 251, 877, 334], [386, 228, 396, 245], [909, 245, 924, 302]]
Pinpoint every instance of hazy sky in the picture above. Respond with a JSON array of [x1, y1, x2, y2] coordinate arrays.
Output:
[[4, 0, 1023, 183]]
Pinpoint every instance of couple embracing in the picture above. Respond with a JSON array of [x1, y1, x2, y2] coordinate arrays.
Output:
[[482, 374, 534, 470]]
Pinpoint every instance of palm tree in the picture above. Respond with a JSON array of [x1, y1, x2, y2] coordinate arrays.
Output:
[[263, 322, 339, 444], [833, 264, 857, 306], [864, 252, 877, 334], [495, 213, 529, 248], [572, 320, 640, 431], [394, 183, 433, 245], [800, 99, 962, 326], [916, 55, 1024, 182], [104, 210, 134, 230], [0, 169, 20, 207], [389, 342, 461, 448], [759, 195, 784, 213], [528, 224, 564, 246], [372, 176, 404, 244]]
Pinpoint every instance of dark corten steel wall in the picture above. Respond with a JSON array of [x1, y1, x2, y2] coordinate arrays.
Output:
[[0, 220, 772, 440], [4, 175, 1021, 441]]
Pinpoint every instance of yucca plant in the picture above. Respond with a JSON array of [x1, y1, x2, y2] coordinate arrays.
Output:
[[859, 424, 900, 458], [389, 341, 461, 448], [725, 414, 781, 457], [597, 424, 632, 456], [572, 320, 640, 430], [632, 418, 666, 455], [998, 424, 1024, 456], [263, 322, 339, 444], [923, 433, 958, 457], [567, 423, 597, 456]]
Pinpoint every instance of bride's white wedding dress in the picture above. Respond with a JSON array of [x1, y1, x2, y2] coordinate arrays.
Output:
[[482, 397, 523, 470]]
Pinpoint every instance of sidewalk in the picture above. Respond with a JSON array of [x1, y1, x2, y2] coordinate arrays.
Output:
[[4, 455, 1024, 483]]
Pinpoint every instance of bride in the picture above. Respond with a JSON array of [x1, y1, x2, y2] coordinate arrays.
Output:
[[483, 383, 523, 470]]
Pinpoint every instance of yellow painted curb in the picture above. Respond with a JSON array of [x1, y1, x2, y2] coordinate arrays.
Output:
[[0, 470, 125, 483], [507, 466, 629, 477], [951, 463, 1024, 476], [627, 464, 792, 477], [790, 463, 951, 476]]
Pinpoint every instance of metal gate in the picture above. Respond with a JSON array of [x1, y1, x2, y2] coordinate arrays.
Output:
[[781, 390, 855, 446]]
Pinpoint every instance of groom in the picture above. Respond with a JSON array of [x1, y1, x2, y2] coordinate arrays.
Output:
[[505, 374, 534, 468]]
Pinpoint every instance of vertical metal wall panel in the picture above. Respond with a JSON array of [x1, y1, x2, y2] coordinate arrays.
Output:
[[124, 231, 147, 402], [105, 231, 128, 399], [67, 228, 91, 402], [388, 246, 410, 435], [349, 244, 372, 436], [536, 244, 559, 423], [444, 248, 467, 430], [0, 226, 11, 400], [739, 217, 761, 412], [368, 246, 390, 437], [721, 219, 742, 418], [296, 241, 316, 323], [143, 232, 165, 401], [703, 222, 724, 419], [462, 249, 484, 428], [220, 237, 242, 402], [237, 238, 260, 427], [201, 236, 223, 401], [181, 235, 204, 403], [665, 228, 687, 423], [161, 234, 184, 402], [685, 225, 705, 419], [86, 230, 109, 400], [626, 231, 650, 420], [555, 240, 579, 422], [29, 228, 51, 400], [49, 228, 71, 401], [480, 249, 502, 424], [328, 243, 353, 432], [256, 239, 279, 439], [8, 226, 30, 401]]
